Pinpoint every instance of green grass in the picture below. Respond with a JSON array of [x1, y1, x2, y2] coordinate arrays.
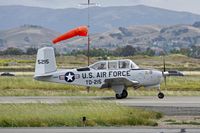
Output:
[[0, 76, 84, 90], [0, 101, 162, 127], [0, 59, 34, 66], [161, 76, 200, 91], [0, 66, 34, 72], [163, 119, 176, 123], [0, 76, 200, 96], [0, 76, 89, 96], [163, 119, 200, 126], [169, 121, 200, 125]]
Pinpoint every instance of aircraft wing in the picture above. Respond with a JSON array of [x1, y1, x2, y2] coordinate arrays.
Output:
[[101, 77, 139, 88]]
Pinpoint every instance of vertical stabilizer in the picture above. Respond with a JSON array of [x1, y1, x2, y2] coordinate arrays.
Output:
[[35, 47, 57, 77]]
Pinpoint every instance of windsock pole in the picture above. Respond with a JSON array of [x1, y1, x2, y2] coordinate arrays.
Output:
[[87, 0, 90, 66], [80, 0, 99, 66]]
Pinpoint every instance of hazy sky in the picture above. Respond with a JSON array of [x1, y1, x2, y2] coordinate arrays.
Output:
[[0, 0, 200, 14]]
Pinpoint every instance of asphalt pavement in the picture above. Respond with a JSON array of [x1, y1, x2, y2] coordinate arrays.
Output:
[[0, 128, 199, 133], [0, 96, 200, 115]]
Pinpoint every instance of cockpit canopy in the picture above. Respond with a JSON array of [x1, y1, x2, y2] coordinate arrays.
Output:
[[89, 59, 139, 70]]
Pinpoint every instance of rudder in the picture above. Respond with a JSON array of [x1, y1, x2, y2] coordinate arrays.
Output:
[[34, 47, 57, 77]]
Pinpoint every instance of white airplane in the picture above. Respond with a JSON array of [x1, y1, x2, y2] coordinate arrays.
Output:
[[34, 47, 183, 99]]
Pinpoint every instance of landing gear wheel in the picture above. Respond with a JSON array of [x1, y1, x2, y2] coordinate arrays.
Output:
[[116, 94, 122, 99], [115, 90, 128, 99], [122, 89, 128, 98], [158, 92, 164, 99]]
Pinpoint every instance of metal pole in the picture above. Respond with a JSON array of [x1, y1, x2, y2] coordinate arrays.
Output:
[[80, 0, 99, 66], [86, 0, 90, 93], [79, 0, 99, 93], [87, 0, 90, 66]]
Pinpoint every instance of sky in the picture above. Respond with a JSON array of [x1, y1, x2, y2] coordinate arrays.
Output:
[[0, 0, 200, 15]]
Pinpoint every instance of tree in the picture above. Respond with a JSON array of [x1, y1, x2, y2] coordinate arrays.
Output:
[[114, 45, 137, 56], [26, 48, 38, 55], [189, 45, 200, 58], [180, 48, 190, 56], [70, 48, 112, 57], [3, 47, 24, 55], [144, 48, 155, 56]]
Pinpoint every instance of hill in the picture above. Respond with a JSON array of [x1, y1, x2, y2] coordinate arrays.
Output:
[[67, 23, 200, 52], [0, 5, 200, 33], [0, 25, 60, 50], [1, 23, 200, 53]]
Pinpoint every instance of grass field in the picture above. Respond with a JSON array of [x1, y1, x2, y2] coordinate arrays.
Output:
[[0, 55, 199, 127], [0, 54, 200, 71], [0, 75, 200, 96], [0, 54, 199, 96], [0, 101, 162, 127], [161, 75, 200, 91]]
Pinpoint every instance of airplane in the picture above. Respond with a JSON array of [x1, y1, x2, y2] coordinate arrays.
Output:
[[34, 47, 183, 99]]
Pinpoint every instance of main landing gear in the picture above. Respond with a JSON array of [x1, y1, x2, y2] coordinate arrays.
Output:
[[113, 85, 128, 99], [116, 89, 128, 99]]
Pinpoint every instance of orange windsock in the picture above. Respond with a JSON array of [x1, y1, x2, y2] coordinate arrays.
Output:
[[52, 26, 88, 44]]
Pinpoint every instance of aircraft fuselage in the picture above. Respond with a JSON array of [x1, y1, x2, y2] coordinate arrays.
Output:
[[35, 68, 163, 89]]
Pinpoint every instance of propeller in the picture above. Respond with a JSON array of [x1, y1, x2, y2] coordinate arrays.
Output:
[[162, 56, 167, 87], [162, 55, 184, 86]]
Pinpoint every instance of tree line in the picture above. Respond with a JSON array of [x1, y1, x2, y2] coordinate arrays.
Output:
[[70, 45, 156, 57], [69, 45, 200, 58], [170, 45, 200, 58], [0, 47, 38, 55], [1, 45, 200, 58]]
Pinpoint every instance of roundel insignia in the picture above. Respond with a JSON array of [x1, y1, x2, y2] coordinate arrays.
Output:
[[65, 72, 75, 82]]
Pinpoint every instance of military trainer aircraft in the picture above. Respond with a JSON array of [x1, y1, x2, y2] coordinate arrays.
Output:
[[34, 47, 183, 99]]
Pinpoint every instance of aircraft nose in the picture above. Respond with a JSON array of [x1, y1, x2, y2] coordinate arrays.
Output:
[[157, 71, 163, 83]]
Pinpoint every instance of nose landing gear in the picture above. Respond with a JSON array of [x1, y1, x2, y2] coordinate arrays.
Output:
[[157, 86, 164, 99], [158, 92, 164, 99]]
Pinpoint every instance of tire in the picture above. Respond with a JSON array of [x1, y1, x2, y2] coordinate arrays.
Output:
[[122, 89, 128, 98], [116, 94, 123, 99], [115, 90, 128, 99], [158, 92, 164, 99]]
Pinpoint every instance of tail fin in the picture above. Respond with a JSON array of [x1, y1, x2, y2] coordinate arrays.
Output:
[[34, 47, 57, 77]]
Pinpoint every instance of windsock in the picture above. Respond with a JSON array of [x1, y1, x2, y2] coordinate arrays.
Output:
[[52, 26, 88, 44]]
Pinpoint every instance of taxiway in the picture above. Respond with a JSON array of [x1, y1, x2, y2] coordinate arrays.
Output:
[[0, 96, 199, 115]]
